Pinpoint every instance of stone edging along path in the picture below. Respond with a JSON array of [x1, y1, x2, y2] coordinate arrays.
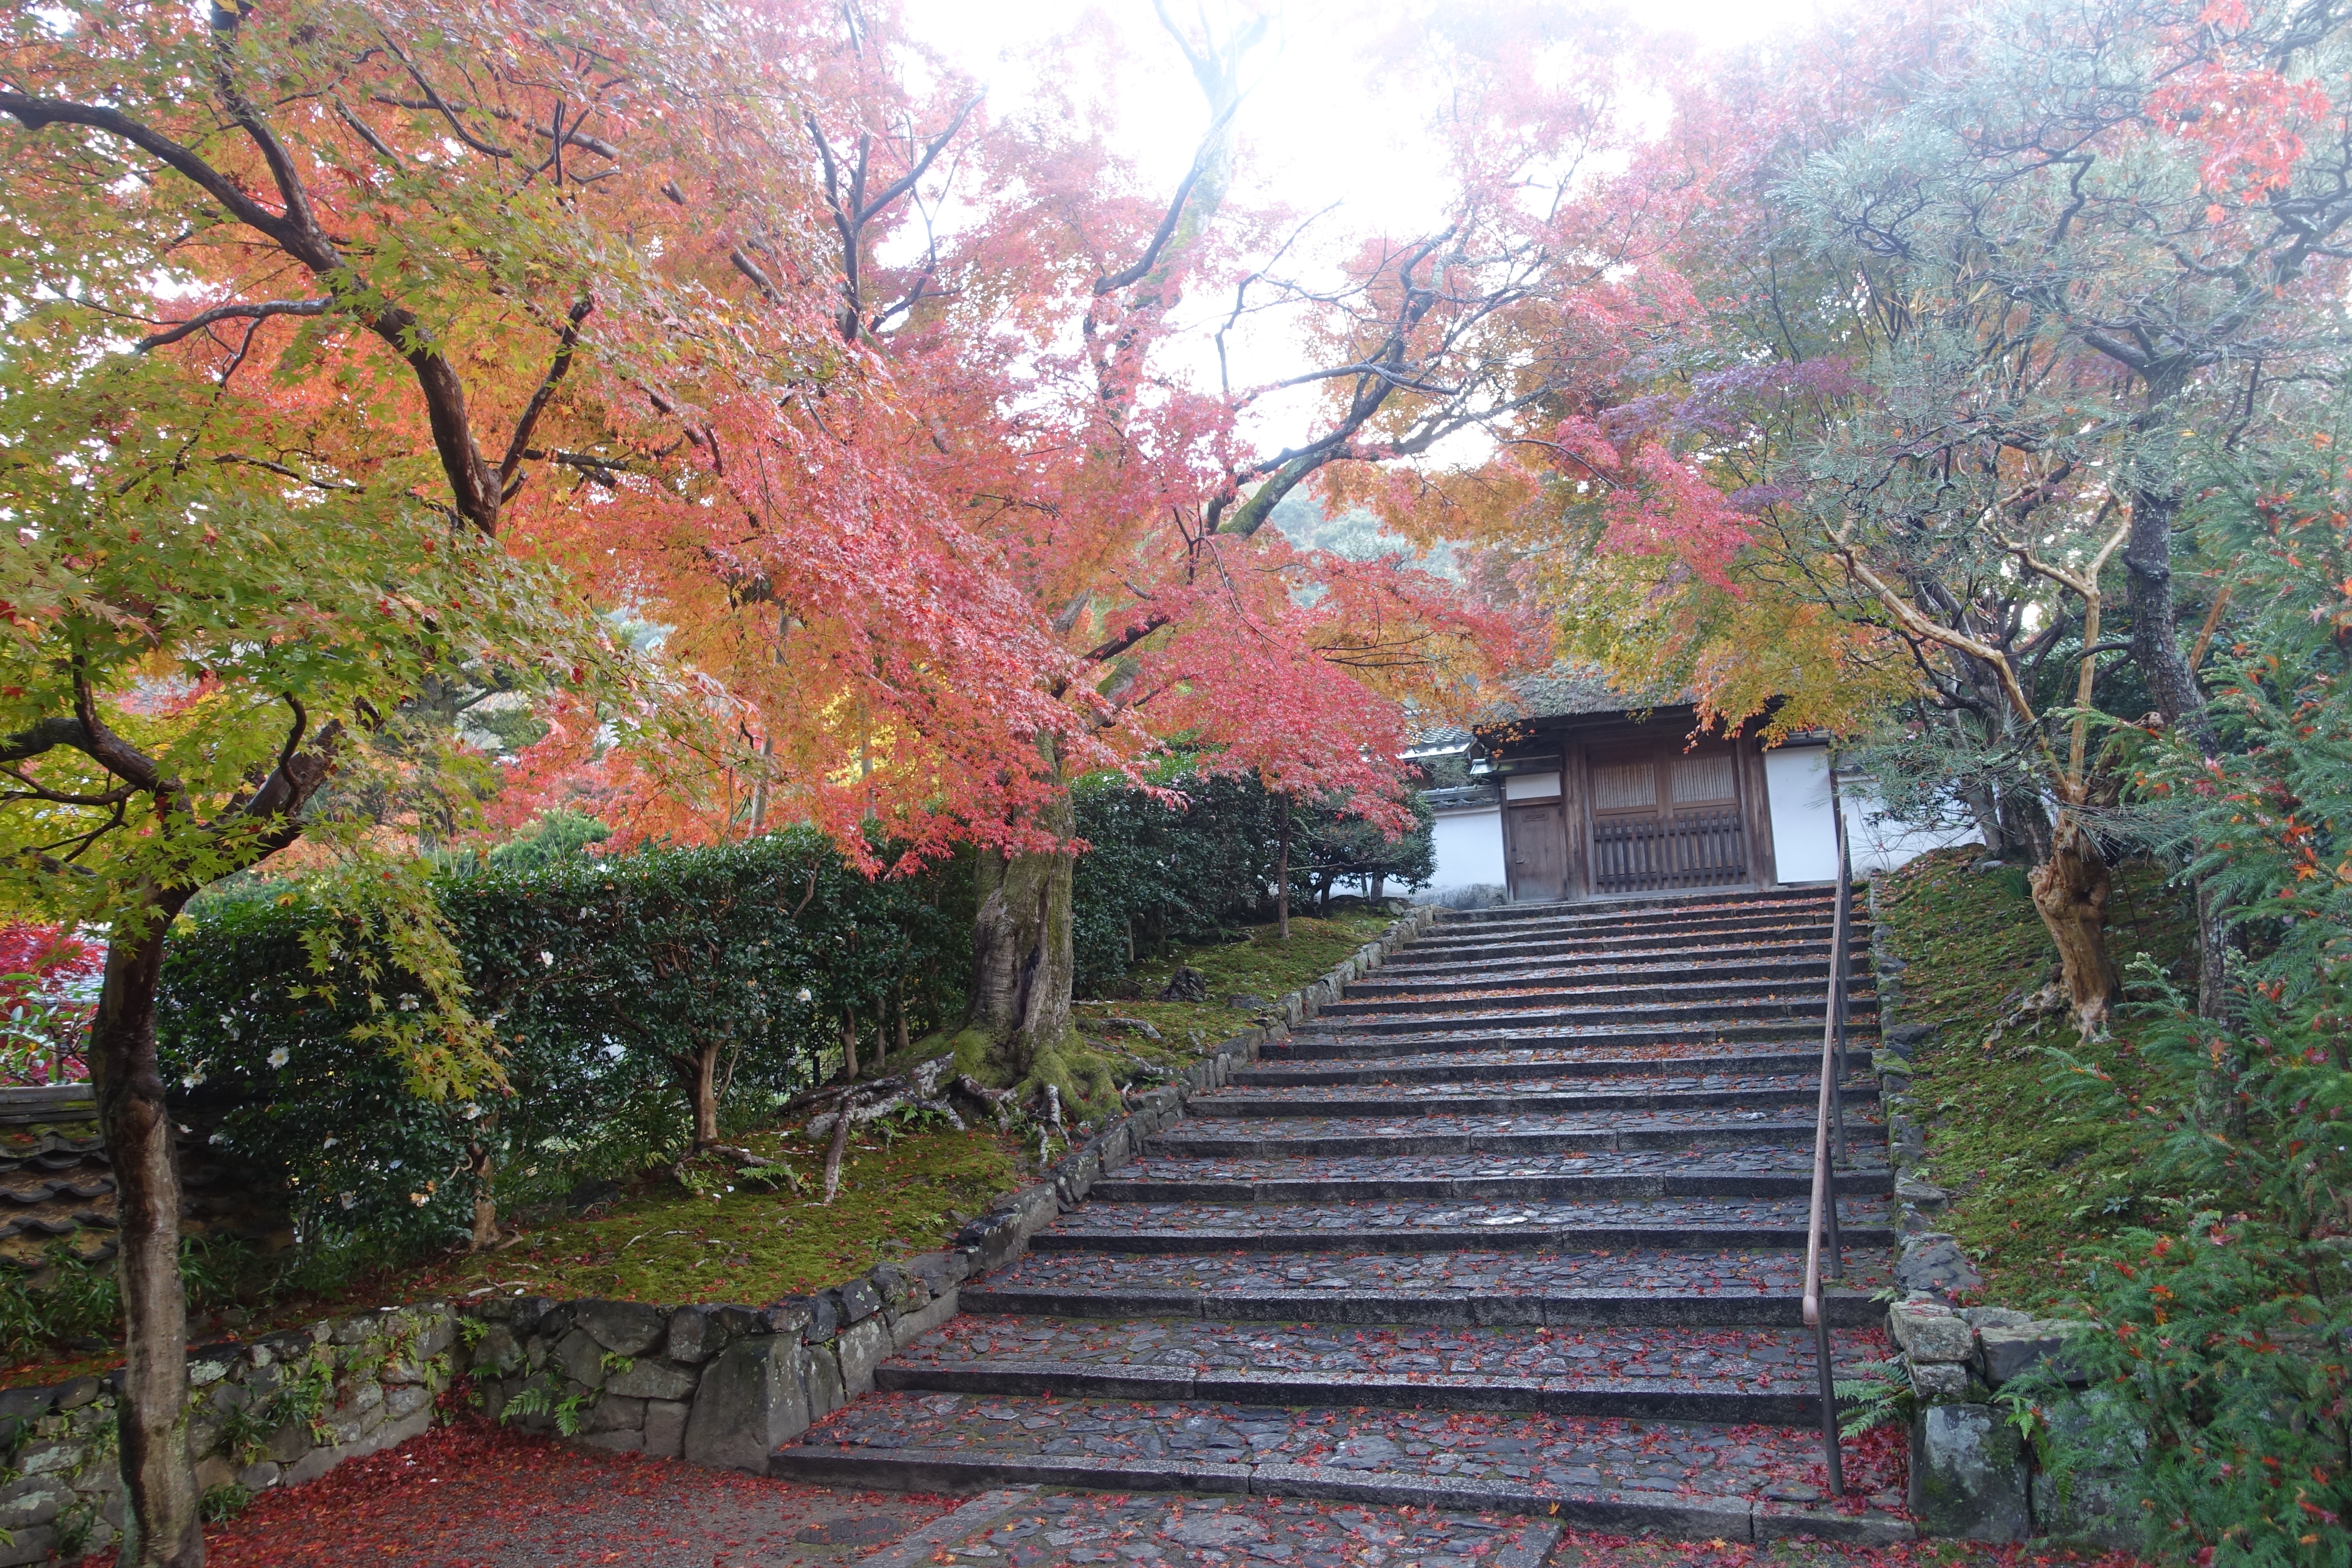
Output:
[[0, 906, 1441, 1564]]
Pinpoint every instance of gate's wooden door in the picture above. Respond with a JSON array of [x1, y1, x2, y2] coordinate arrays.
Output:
[[1507, 801, 1568, 902], [1585, 742, 1748, 894]]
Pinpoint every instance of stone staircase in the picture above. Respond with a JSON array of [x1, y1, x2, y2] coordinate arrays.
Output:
[[776, 888, 1905, 1541]]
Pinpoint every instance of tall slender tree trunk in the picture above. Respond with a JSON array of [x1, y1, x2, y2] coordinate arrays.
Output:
[[838, 1010, 860, 1084], [91, 892, 202, 1568], [677, 1044, 723, 1146], [2029, 818, 2121, 1036], [466, 1137, 499, 1251], [1274, 801, 1292, 940], [967, 778, 1076, 1085], [2123, 478, 2229, 1022]]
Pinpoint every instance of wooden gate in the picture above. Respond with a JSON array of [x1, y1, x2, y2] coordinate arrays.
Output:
[[1586, 744, 1749, 894]]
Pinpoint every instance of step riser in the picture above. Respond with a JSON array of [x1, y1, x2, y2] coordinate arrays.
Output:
[[1091, 1173, 1892, 1203], [1434, 902, 1846, 934], [1312, 1001, 1879, 1034], [768, 1449, 1890, 1544], [957, 1286, 1887, 1329], [1340, 973, 1877, 1005], [1438, 890, 1846, 922], [1263, 1023, 1838, 1058], [1236, 1050, 1874, 1087], [1032, 1225, 1896, 1254], [1398, 930, 1858, 962], [872, 1362, 1822, 1426], [1146, 1125, 1885, 1159], [1191, 1086, 1877, 1117]]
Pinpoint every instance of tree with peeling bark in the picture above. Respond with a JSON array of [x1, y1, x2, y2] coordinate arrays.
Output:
[[0, 0, 1026, 1559]]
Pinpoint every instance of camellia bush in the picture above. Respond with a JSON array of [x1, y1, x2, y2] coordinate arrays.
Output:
[[157, 827, 971, 1283], [2039, 433, 2352, 1568]]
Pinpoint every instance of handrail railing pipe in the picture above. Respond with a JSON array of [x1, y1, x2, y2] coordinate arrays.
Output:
[[1803, 753, 1855, 1498]]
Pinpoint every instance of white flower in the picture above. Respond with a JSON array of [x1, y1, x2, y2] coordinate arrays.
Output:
[[795, 987, 813, 1004], [266, 1047, 289, 1069], [208, 1132, 226, 1146], [337, 1192, 356, 1210], [408, 1191, 428, 1207], [460, 1102, 482, 1121], [322, 1136, 338, 1149], [181, 1063, 206, 1088], [539, 950, 555, 967], [396, 993, 419, 1012]]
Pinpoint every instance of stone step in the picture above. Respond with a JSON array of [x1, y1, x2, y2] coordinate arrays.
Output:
[[1038, 1192, 1891, 1249], [878, 1317, 1887, 1426], [1345, 949, 1872, 1001], [1436, 887, 1847, 925], [1188, 1076, 1876, 1118], [1432, 894, 1847, 936], [1306, 995, 1877, 1037], [1375, 940, 1868, 989], [1091, 1145, 1891, 1205], [1233, 1045, 1874, 1089], [1263, 1020, 1844, 1060], [1145, 1112, 1881, 1161], [772, 1391, 1913, 1542], [1390, 929, 1868, 972], [1342, 964, 1879, 1004]]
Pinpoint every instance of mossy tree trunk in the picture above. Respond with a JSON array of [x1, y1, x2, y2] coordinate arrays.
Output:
[[967, 784, 1076, 1085], [2029, 818, 2121, 1035]]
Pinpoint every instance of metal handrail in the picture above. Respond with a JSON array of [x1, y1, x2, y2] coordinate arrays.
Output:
[[1803, 758, 1853, 1497]]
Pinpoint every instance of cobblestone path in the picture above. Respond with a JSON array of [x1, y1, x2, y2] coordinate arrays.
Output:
[[778, 889, 1902, 1544]]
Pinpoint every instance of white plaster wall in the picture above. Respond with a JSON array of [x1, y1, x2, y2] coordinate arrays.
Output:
[[1426, 805, 1506, 900], [1764, 747, 1981, 880]]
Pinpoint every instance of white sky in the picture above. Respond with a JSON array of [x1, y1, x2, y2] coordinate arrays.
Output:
[[895, 0, 1834, 449]]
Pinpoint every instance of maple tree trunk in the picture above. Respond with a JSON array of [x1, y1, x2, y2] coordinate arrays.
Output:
[[90, 894, 202, 1568], [968, 794, 1076, 1085], [839, 1011, 860, 1083], [467, 1138, 499, 1251], [2027, 819, 2120, 1036], [1275, 803, 1292, 940]]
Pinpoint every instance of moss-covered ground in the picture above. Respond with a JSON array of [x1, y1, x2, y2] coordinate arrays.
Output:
[[1873, 848, 2195, 1308], [1069, 907, 1399, 1063]]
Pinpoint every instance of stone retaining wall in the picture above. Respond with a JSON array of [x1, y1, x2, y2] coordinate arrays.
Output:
[[1865, 883, 2135, 1549], [0, 904, 1442, 1563]]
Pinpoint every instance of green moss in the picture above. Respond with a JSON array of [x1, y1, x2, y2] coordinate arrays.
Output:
[[1876, 848, 2196, 1308], [1071, 910, 1397, 1063]]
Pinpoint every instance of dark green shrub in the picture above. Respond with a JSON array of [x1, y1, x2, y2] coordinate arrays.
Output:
[[2036, 435, 2352, 1568]]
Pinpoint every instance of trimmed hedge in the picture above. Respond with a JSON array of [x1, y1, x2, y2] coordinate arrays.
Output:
[[158, 828, 970, 1272]]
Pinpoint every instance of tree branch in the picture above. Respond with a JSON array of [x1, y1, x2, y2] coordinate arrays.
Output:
[[135, 298, 332, 353], [499, 297, 595, 489]]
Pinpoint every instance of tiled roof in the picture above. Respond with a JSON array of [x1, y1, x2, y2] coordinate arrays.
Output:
[[1411, 667, 1690, 748]]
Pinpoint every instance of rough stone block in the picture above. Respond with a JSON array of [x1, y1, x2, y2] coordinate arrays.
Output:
[[379, 1404, 432, 1452], [1890, 1300, 1975, 1363], [1908, 1359, 1972, 1400], [683, 1337, 812, 1473], [471, 1324, 524, 1376], [1909, 1403, 2030, 1540], [236, 1461, 281, 1493], [577, 1299, 668, 1357], [586, 1394, 646, 1433], [15, 1442, 82, 1478], [665, 1306, 717, 1364], [904, 1252, 957, 1299], [0, 1477, 64, 1530], [606, 1357, 697, 1403], [194, 1452, 238, 1492], [834, 1317, 890, 1399], [2032, 1468, 2139, 1547], [0, 1525, 58, 1567], [643, 1399, 690, 1460], [578, 1430, 642, 1453], [802, 1341, 845, 1421], [282, 1443, 344, 1488], [554, 1327, 609, 1389], [888, 1290, 957, 1353], [1978, 1320, 2087, 1387], [1964, 1307, 2034, 1331], [385, 1383, 434, 1420], [1896, 1233, 1984, 1298]]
